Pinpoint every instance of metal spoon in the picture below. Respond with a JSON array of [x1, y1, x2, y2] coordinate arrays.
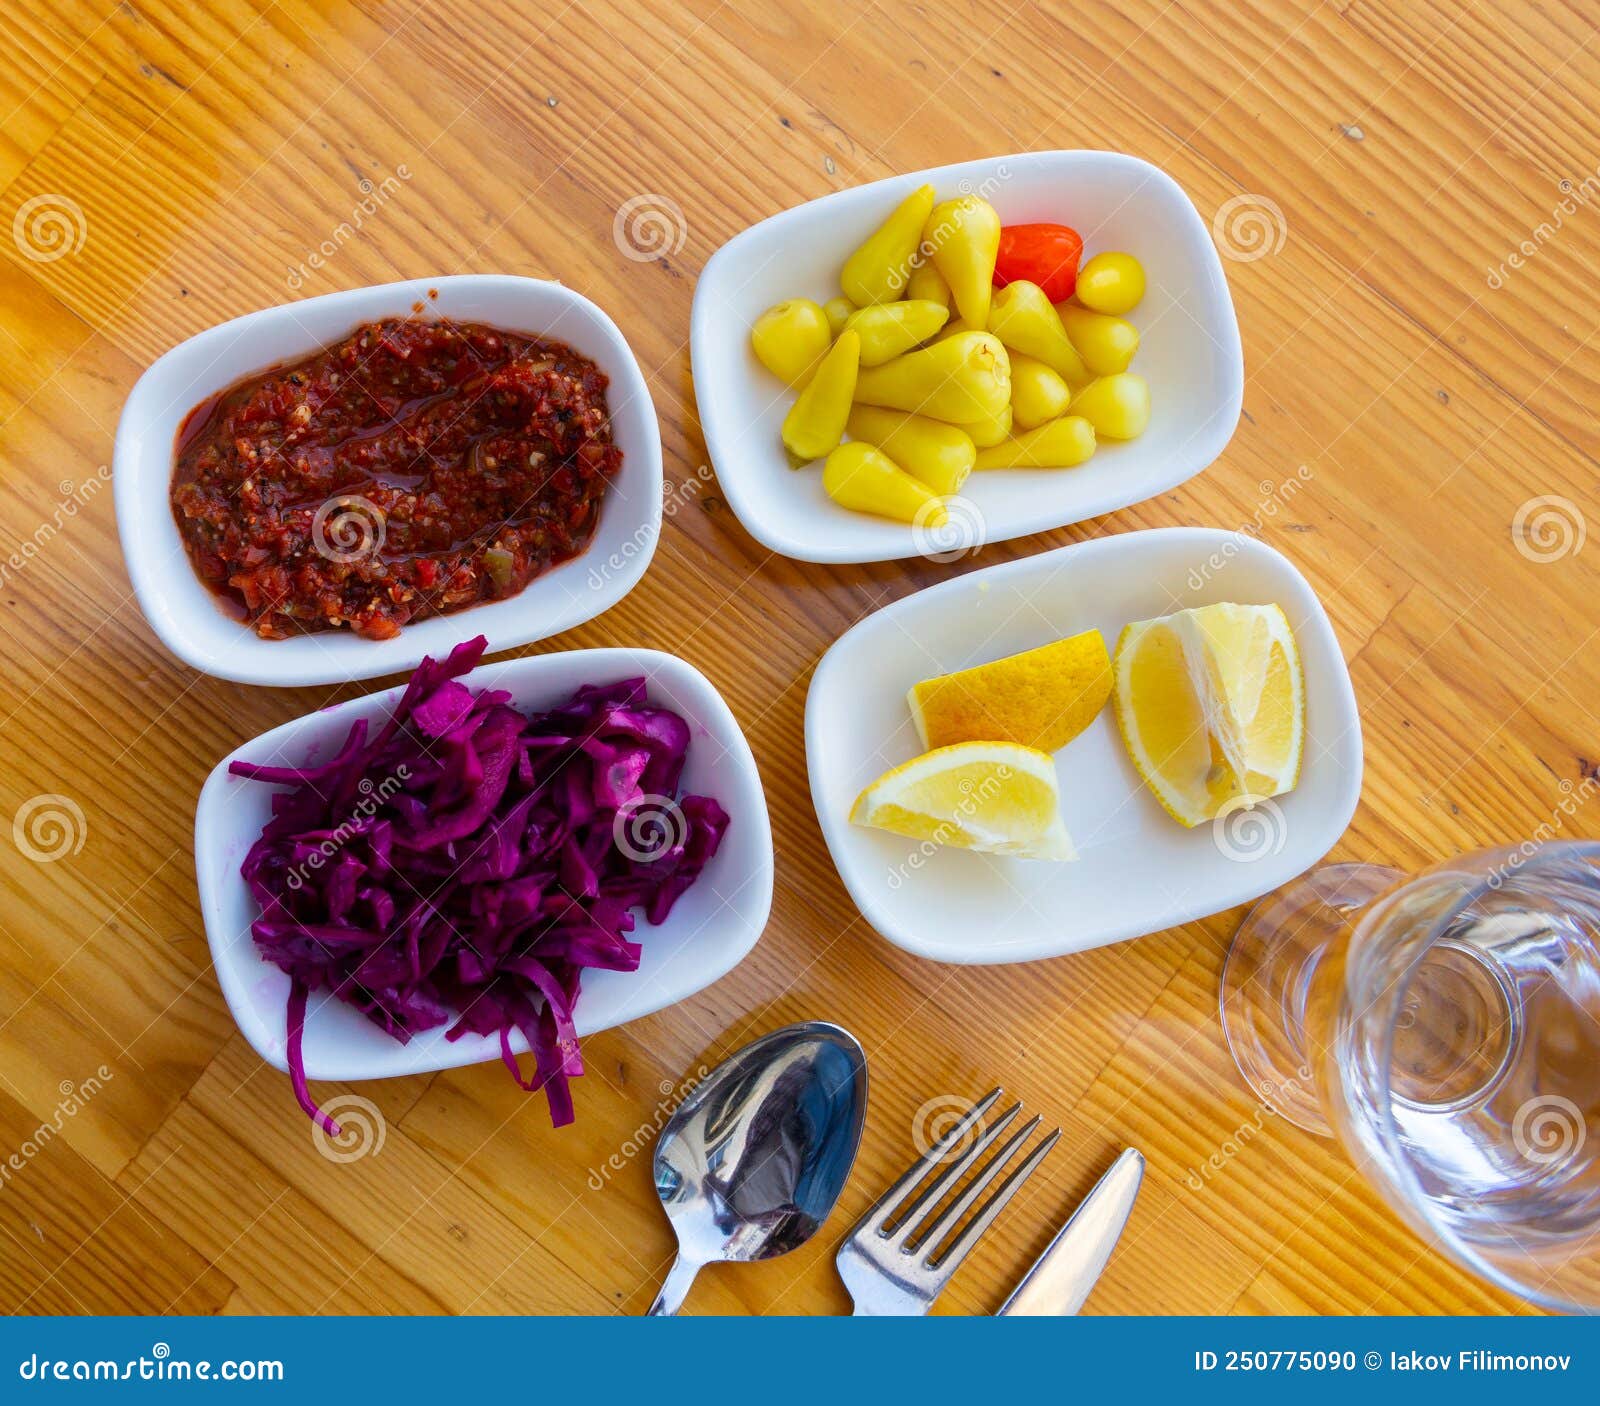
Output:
[[646, 1021, 869, 1315]]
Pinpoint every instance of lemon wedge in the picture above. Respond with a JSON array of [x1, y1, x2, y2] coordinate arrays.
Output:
[[849, 741, 1074, 860], [1112, 603, 1304, 827], [907, 629, 1111, 753]]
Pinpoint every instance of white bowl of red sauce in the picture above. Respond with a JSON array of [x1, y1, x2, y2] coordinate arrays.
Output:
[[115, 275, 663, 686]]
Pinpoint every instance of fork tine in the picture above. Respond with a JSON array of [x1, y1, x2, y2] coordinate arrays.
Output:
[[928, 1127, 1061, 1274], [858, 1088, 1002, 1234], [906, 1113, 1041, 1255], [885, 1102, 1023, 1246]]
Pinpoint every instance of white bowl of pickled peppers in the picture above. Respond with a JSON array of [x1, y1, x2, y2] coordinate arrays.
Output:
[[690, 151, 1243, 563]]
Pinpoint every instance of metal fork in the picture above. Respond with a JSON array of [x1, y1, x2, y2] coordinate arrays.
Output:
[[837, 1088, 1060, 1315]]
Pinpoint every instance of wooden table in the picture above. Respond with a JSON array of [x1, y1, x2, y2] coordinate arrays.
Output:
[[1, 0, 1588, 1316]]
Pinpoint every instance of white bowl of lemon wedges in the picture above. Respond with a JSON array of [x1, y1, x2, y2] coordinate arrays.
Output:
[[804, 528, 1362, 963]]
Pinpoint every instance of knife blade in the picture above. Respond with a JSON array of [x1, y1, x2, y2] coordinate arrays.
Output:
[[997, 1147, 1144, 1315]]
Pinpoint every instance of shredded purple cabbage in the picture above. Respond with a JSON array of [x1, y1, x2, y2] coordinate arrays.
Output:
[[231, 636, 729, 1130]]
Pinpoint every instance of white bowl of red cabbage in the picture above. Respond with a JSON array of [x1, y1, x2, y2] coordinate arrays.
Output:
[[195, 636, 773, 1128]]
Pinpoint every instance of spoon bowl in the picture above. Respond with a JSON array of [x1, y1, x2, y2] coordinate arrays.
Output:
[[647, 1021, 869, 1314]]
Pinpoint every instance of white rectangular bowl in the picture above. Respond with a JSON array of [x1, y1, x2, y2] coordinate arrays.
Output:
[[196, 647, 773, 1081], [805, 528, 1362, 963], [116, 275, 663, 686], [691, 151, 1243, 563]]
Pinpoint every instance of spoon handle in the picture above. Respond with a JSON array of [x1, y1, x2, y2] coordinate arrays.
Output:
[[646, 1254, 703, 1315]]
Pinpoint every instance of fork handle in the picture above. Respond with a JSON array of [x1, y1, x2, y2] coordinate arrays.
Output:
[[646, 1253, 703, 1315]]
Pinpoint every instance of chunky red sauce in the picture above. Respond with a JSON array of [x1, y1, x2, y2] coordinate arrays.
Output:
[[171, 318, 620, 640]]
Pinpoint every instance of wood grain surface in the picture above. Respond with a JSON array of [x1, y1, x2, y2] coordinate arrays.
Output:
[[2, 0, 1594, 1316]]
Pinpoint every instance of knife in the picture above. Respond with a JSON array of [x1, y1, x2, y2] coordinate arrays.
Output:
[[997, 1147, 1144, 1315]]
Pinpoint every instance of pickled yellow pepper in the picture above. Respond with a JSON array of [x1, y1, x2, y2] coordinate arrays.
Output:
[[973, 416, 1097, 470], [844, 299, 949, 366], [1057, 304, 1140, 377], [905, 262, 951, 310], [923, 197, 1002, 329], [823, 442, 946, 524], [781, 329, 860, 460], [987, 281, 1090, 386], [1008, 355, 1072, 429], [853, 330, 1011, 423], [846, 406, 975, 495], [841, 184, 936, 306]]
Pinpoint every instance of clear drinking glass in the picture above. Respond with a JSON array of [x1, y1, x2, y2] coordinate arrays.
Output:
[[1221, 840, 1600, 1312]]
